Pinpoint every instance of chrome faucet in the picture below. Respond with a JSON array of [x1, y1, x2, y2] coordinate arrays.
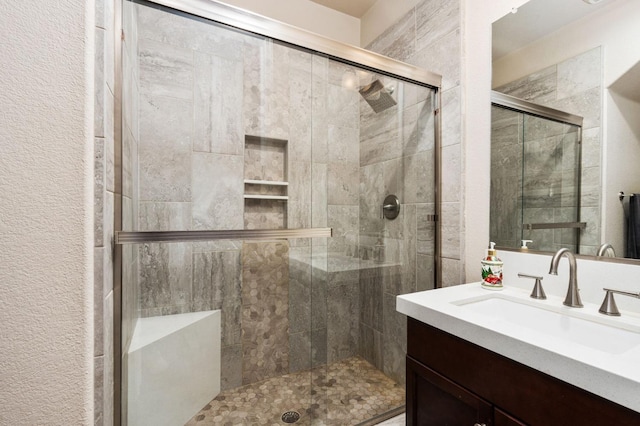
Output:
[[548, 248, 583, 308], [596, 243, 616, 257]]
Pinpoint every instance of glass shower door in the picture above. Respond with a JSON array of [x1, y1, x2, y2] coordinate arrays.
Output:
[[120, 1, 439, 425], [308, 57, 438, 424], [522, 115, 582, 252]]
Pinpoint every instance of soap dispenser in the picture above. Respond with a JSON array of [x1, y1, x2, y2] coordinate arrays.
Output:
[[481, 242, 503, 290]]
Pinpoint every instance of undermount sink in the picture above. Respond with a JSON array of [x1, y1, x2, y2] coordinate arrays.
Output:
[[454, 295, 640, 355]]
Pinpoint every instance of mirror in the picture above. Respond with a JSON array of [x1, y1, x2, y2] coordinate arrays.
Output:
[[490, 0, 640, 261]]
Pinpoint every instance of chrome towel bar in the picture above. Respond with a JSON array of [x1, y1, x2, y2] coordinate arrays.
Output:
[[115, 228, 332, 244]]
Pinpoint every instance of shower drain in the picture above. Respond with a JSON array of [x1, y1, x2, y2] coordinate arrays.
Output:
[[281, 411, 301, 423]]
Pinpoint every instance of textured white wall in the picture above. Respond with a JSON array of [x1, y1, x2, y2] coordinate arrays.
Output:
[[217, 0, 361, 45], [0, 0, 94, 424]]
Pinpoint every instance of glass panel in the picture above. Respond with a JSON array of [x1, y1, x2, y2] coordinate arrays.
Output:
[[121, 1, 437, 425], [490, 105, 581, 252], [309, 57, 437, 424], [490, 105, 524, 248], [522, 115, 581, 252]]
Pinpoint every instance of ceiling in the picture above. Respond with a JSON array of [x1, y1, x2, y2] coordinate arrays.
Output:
[[492, 0, 618, 60], [309, 0, 378, 18]]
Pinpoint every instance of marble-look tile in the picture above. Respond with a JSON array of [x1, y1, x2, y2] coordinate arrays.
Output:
[[402, 99, 435, 155], [359, 272, 383, 332], [366, 8, 416, 63], [94, 138, 105, 247], [417, 254, 435, 291], [581, 127, 601, 169], [221, 344, 242, 391], [441, 144, 461, 202], [94, 356, 104, 425], [311, 327, 328, 367], [288, 66, 313, 163], [241, 242, 290, 384], [289, 160, 312, 205], [311, 262, 327, 331], [550, 86, 601, 130], [359, 162, 384, 235], [490, 176, 522, 243], [416, 0, 459, 50], [138, 241, 192, 313], [243, 41, 291, 140], [327, 282, 359, 364], [401, 204, 418, 292], [579, 206, 601, 246], [411, 28, 460, 91], [311, 163, 328, 229], [138, 38, 193, 100], [327, 83, 359, 130], [441, 257, 463, 287], [417, 203, 436, 256], [139, 94, 192, 202], [441, 86, 461, 148], [95, 28, 106, 139], [328, 125, 359, 164], [194, 52, 243, 155], [557, 47, 601, 99], [441, 202, 461, 260], [137, 3, 244, 61], [312, 56, 329, 164], [139, 202, 190, 231], [403, 151, 435, 204], [360, 101, 401, 166], [192, 153, 243, 229], [192, 250, 241, 314], [497, 65, 557, 104], [327, 205, 359, 255], [103, 291, 114, 426], [94, 248, 104, 357], [221, 297, 242, 348], [382, 293, 406, 385], [289, 250, 311, 334], [327, 162, 359, 205], [289, 331, 312, 373], [359, 322, 383, 371]]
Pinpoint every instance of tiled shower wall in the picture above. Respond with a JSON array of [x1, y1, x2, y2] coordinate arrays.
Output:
[[357, 81, 436, 384], [490, 108, 582, 252], [494, 47, 602, 254], [365, 0, 464, 285], [132, 4, 364, 390], [94, 0, 116, 423]]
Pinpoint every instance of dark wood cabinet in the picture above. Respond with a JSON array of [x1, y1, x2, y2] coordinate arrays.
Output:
[[407, 356, 492, 426], [406, 317, 640, 426]]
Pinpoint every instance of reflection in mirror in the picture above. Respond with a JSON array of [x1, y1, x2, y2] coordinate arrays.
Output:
[[490, 98, 583, 253], [491, 0, 640, 260]]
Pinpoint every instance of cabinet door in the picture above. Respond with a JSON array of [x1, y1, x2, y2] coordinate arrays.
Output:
[[494, 408, 527, 426], [406, 356, 493, 426]]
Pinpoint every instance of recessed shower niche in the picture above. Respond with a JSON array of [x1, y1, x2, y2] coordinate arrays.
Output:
[[243, 135, 289, 229]]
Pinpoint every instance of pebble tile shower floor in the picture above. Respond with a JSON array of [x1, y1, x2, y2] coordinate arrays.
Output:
[[185, 356, 405, 425]]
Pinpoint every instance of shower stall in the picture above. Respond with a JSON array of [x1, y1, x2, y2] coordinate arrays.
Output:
[[114, 0, 441, 424], [490, 92, 583, 253]]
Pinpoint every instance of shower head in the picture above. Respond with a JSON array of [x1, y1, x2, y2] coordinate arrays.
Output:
[[359, 79, 397, 113]]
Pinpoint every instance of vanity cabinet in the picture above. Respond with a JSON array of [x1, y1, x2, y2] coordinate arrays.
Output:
[[406, 317, 640, 426]]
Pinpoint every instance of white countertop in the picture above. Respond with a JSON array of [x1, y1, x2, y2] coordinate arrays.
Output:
[[397, 283, 640, 413]]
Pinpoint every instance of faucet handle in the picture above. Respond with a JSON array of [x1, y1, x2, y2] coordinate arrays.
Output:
[[518, 273, 546, 300], [598, 288, 640, 316]]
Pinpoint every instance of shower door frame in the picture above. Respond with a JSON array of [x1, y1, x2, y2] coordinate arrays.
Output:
[[112, 1, 443, 423], [490, 91, 585, 251]]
